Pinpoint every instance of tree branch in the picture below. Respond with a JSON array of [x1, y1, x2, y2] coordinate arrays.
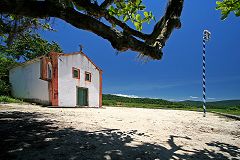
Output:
[[61, 8, 162, 59], [0, 0, 162, 59], [146, 0, 184, 48], [0, 0, 184, 60], [100, 0, 114, 9], [72, 0, 149, 40]]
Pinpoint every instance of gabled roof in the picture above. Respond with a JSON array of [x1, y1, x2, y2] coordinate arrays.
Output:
[[10, 51, 103, 72], [59, 51, 103, 72], [10, 55, 45, 70]]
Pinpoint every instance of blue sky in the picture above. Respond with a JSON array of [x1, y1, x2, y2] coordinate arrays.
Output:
[[41, 0, 240, 101]]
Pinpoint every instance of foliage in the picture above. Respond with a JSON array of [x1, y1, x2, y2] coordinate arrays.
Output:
[[102, 94, 192, 108], [216, 0, 240, 20], [1, 32, 62, 61], [209, 108, 240, 116], [0, 55, 17, 95], [0, 15, 54, 45], [0, 0, 184, 59], [0, 95, 23, 103], [0, 14, 62, 95], [103, 94, 174, 105], [0, 80, 11, 96], [107, 0, 155, 31], [0, 15, 62, 61], [72, 0, 155, 31], [179, 100, 240, 108]]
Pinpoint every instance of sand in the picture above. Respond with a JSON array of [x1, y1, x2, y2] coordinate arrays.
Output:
[[0, 103, 239, 160]]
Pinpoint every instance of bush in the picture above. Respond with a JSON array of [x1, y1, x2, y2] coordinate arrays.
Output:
[[0, 96, 23, 103], [0, 80, 11, 96], [0, 55, 17, 96]]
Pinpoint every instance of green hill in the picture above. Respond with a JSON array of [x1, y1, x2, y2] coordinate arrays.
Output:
[[103, 94, 174, 105], [180, 100, 240, 108], [102, 94, 240, 116], [102, 94, 192, 109]]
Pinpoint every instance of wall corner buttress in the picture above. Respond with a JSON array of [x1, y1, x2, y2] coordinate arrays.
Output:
[[99, 70, 103, 108], [49, 52, 59, 106]]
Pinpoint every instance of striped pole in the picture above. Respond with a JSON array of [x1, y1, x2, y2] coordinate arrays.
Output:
[[202, 30, 211, 117]]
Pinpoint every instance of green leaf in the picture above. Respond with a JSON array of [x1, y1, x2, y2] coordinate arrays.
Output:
[[144, 11, 149, 17], [109, 0, 155, 30], [136, 14, 141, 21], [139, 5, 146, 10], [123, 15, 129, 22], [134, 22, 142, 31], [134, 22, 139, 28], [136, 0, 141, 6], [235, 10, 240, 16], [131, 13, 135, 19], [73, 2, 85, 11], [216, 0, 240, 20], [9, 15, 15, 20], [109, 6, 115, 12]]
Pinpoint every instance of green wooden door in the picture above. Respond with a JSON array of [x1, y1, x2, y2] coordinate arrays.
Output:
[[77, 87, 88, 106]]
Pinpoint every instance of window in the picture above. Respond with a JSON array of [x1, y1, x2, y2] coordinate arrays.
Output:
[[40, 57, 47, 80], [40, 58, 43, 79], [47, 62, 52, 80], [72, 67, 80, 79], [85, 72, 91, 82]]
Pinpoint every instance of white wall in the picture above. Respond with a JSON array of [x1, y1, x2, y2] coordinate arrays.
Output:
[[9, 60, 50, 104], [58, 54, 100, 107]]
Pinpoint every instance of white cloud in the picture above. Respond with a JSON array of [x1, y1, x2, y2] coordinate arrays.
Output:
[[190, 96, 199, 99], [207, 97, 216, 100], [112, 94, 141, 98], [178, 100, 185, 102]]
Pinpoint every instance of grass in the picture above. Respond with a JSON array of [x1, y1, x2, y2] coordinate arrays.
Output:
[[0, 96, 23, 103], [103, 99, 240, 116], [1, 94, 239, 116], [103, 100, 196, 110], [208, 109, 240, 116]]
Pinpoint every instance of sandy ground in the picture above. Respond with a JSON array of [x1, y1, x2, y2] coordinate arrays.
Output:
[[0, 103, 239, 160]]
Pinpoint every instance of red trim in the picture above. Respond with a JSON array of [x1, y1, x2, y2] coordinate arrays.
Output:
[[49, 52, 59, 106], [72, 67, 80, 79], [99, 70, 102, 108]]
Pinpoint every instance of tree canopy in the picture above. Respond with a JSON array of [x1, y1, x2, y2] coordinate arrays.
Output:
[[1, 31, 62, 61], [0, 0, 184, 60], [216, 0, 240, 20], [0, 15, 62, 61], [0, 15, 62, 95], [0, 55, 17, 95]]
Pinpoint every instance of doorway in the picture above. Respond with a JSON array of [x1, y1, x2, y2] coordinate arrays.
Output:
[[77, 87, 88, 106]]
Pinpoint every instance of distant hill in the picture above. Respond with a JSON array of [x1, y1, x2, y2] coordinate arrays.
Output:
[[103, 94, 240, 108], [103, 94, 174, 105], [102, 94, 240, 115], [179, 100, 202, 107], [180, 100, 240, 107]]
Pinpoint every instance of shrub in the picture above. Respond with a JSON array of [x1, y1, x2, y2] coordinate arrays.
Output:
[[0, 96, 23, 103]]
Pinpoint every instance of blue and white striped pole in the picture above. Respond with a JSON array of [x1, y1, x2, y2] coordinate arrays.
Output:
[[202, 30, 211, 117]]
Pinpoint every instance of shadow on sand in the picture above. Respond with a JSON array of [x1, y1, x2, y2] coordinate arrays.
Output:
[[0, 111, 239, 160]]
